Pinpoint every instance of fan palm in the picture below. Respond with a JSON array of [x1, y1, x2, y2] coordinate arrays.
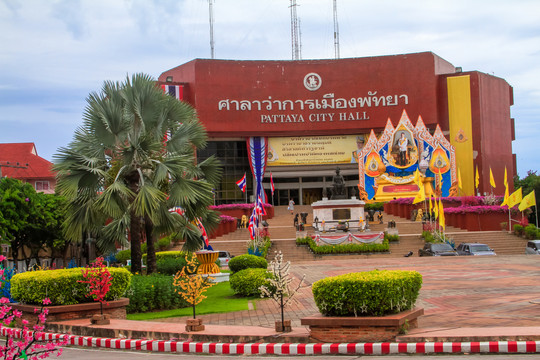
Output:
[[54, 73, 221, 273]]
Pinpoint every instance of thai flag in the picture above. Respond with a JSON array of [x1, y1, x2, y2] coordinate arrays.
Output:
[[168, 206, 185, 216], [161, 84, 183, 100], [195, 218, 209, 247], [248, 211, 258, 240], [270, 172, 274, 195], [256, 196, 267, 216], [236, 173, 247, 193]]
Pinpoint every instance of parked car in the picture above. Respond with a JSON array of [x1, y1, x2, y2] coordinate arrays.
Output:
[[525, 240, 540, 254], [455, 243, 496, 256], [217, 251, 234, 267], [418, 243, 458, 256]]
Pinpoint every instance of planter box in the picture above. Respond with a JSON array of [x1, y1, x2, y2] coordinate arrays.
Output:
[[11, 298, 129, 326], [301, 307, 423, 343]]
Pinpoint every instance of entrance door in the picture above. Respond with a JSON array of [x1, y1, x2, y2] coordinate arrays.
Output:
[[302, 188, 322, 205]]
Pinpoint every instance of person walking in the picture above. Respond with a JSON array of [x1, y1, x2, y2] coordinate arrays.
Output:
[[288, 198, 295, 215]]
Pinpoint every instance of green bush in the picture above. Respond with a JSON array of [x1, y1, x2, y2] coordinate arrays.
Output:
[[422, 231, 437, 243], [513, 224, 524, 236], [125, 274, 188, 313], [384, 233, 399, 242], [524, 224, 538, 239], [143, 250, 196, 263], [157, 237, 171, 251], [115, 250, 131, 265], [229, 268, 273, 297], [295, 236, 389, 254], [312, 270, 422, 316], [228, 254, 268, 273], [156, 257, 190, 275], [11, 267, 132, 306], [141, 243, 147, 254], [365, 202, 384, 211]]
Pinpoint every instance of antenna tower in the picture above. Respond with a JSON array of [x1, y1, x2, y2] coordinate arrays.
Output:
[[333, 0, 340, 59], [289, 0, 301, 60], [209, 0, 215, 59]]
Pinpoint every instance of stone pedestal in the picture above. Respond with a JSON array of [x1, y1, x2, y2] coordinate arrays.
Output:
[[275, 320, 292, 332], [91, 313, 110, 325], [311, 198, 365, 232]]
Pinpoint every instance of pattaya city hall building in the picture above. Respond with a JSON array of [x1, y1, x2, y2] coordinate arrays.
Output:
[[158, 52, 515, 206]]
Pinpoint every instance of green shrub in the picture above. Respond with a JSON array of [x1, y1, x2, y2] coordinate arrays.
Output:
[[422, 231, 436, 243], [11, 267, 132, 306], [513, 224, 524, 236], [384, 233, 399, 242], [143, 250, 196, 263], [141, 243, 147, 254], [229, 268, 273, 297], [157, 237, 171, 251], [228, 254, 268, 273], [156, 257, 190, 275], [125, 274, 188, 313], [115, 250, 131, 265], [295, 236, 389, 254], [365, 202, 384, 211], [525, 224, 538, 239], [312, 270, 422, 316]]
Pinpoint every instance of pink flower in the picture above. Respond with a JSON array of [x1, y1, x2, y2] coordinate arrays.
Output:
[[43, 298, 52, 305], [0, 255, 5, 262]]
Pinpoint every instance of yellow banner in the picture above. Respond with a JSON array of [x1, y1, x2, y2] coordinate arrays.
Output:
[[448, 75, 474, 195], [267, 135, 364, 166]]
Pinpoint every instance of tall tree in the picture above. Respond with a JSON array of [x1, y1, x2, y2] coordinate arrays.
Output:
[[54, 74, 221, 273]]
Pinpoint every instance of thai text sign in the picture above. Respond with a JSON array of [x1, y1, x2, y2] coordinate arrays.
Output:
[[267, 135, 359, 166]]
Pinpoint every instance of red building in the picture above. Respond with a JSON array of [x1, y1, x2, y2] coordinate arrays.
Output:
[[158, 52, 515, 205], [0, 143, 56, 194]]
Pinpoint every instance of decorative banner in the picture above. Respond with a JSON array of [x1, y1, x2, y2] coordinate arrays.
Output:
[[247, 137, 268, 203], [267, 135, 365, 166], [313, 232, 384, 245]]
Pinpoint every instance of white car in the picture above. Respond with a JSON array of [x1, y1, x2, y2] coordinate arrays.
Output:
[[525, 240, 540, 254], [218, 251, 233, 267]]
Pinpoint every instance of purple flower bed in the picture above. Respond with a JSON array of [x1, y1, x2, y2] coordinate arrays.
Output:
[[388, 195, 504, 206], [210, 203, 272, 211], [444, 205, 518, 214], [219, 215, 237, 223]]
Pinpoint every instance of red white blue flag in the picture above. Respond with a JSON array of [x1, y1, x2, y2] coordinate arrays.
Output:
[[236, 173, 247, 193], [247, 137, 268, 202], [195, 218, 209, 246], [256, 195, 267, 216], [270, 172, 275, 195], [248, 210, 258, 240], [160, 84, 183, 100]]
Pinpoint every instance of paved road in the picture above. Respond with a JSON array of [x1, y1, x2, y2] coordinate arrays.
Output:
[[58, 346, 540, 359]]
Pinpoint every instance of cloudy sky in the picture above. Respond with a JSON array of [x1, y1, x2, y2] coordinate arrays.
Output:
[[1, 0, 539, 176]]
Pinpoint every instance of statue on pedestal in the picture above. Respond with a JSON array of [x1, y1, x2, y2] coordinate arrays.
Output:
[[331, 167, 347, 200]]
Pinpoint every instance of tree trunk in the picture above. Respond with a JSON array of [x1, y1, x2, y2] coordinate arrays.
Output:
[[144, 215, 157, 275], [130, 211, 143, 274]]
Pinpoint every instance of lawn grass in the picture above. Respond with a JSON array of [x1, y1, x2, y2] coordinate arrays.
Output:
[[126, 281, 256, 321]]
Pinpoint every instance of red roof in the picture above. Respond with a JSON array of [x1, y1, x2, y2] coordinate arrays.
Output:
[[0, 143, 55, 180]]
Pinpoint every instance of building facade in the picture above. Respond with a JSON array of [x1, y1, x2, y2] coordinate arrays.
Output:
[[158, 52, 515, 205]]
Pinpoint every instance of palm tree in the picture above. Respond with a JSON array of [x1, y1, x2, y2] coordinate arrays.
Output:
[[54, 73, 221, 274]]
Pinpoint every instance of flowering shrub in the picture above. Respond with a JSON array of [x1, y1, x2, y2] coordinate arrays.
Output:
[[0, 255, 68, 359], [444, 205, 516, 214], [210, 203, 272, 211], [173, 255, 214, 319], [11, 267, 131, 306], [219, 215, 236, 223], [78, 257, 112, 315]]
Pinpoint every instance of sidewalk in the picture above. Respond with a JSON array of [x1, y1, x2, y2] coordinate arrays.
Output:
[[49, 254, 540, 343]]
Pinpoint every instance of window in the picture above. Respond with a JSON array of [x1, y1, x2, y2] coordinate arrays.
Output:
[[35, 181, 50, 191]]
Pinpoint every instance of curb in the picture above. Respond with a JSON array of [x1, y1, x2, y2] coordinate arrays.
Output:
[[20, 330, 540, 355]]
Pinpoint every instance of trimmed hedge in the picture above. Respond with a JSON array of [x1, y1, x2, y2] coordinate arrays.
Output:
[[115, 250, 131, 265], [125, 274, 188, 313], [228, 254, 268, 274], [11, 267, 132, 306], [312, 270, 422, 316], [229, 268, 273, 297], [296, 236, 389, 254]]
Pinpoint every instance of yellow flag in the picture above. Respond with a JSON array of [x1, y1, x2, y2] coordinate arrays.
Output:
[[504, 167, 508, 188], [519, 190, 537, 211], [475, 165, 479, 189], [506, 187, 523, 208], [458, 168, 463, 189], [433, 198, 439, 219], [489, 168, 496, 188], [412, 181, 425, 204], [501, 183, 509, 207], [438, 198, 445, 230]]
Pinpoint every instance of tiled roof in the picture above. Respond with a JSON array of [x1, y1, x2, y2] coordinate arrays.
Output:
[[0, 143, 55, 180]]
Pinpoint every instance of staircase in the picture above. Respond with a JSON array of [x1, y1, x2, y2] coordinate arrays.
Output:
[[204, 205, 528, 262]]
